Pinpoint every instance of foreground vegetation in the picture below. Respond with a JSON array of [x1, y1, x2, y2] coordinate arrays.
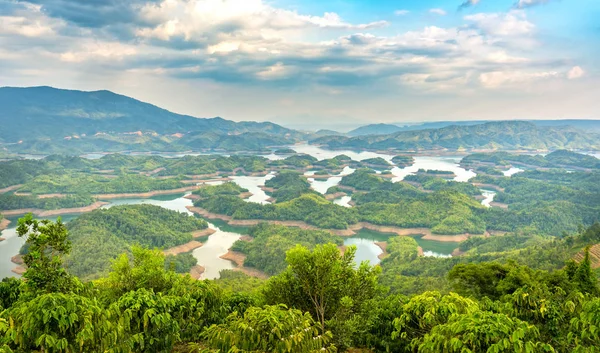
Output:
[[0, 215, 599, 352]]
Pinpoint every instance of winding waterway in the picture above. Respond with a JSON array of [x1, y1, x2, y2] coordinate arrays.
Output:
[[0, 145, 475, 280]]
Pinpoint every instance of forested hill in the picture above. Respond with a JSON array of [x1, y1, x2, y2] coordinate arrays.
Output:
[[0, 86, 304, 151], [312, 121, 600, 151]]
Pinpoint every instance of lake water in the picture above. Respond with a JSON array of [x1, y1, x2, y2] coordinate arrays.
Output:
[[306, 166, 355, 194], [480, 189, 496, 207], [1, 146, 471, 280], [333, 196, 352, 207], [344, 229, 456, 265], [503, 167, 524, 177], [231, 172, 275, 204], [391, 156, 476, 182]]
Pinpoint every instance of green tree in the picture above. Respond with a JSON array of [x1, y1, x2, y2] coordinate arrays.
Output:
[[201, 305, 335, 353], [265, 244, 381, 331], [573, 247, 599, 295], [5, 293, 112, 353], [392, 292, 479, 351], [417, 311, 555, 353], [16, 214, 79, 295]]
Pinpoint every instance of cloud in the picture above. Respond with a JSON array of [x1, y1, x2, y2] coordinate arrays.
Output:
[[394, 10, 409, 16], [464, 11, 534, 36], [458, 0, 481, 10], [514, 0, 550, 9], [567, 66, 585, 79], [429, 8, 447, 16], [0, 0, 588, 97]]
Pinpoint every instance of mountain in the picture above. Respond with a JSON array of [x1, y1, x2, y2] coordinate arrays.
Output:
[[347, 123, 404, 136], [0, 86, 304, 152], [311, 121, 600, 152]]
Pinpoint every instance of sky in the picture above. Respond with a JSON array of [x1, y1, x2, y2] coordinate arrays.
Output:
[[0, 0, 599, 129]]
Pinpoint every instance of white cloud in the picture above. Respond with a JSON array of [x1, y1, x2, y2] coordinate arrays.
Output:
[[394, 10, 409, 16], [464, 11, 534, 36], [567, 66, 585, 80], [429, 8, 447, 16], [515, 0, 550, 9], [479, 70, 558, 88]]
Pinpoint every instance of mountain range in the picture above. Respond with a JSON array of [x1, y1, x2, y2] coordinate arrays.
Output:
[[1, 86, 599, 154]]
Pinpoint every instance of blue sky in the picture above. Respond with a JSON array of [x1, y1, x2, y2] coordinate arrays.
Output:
[[0, 0, 598, 129]]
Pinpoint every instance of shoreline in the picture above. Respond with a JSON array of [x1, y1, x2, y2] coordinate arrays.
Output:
[[219, 250, 269, 279], [0, 218, 10, 232], [0, 184, 23, 194], [186, 206, 485, 242], [94, 186, 201, 200], [1, 201, 109, 217], [163, 241, 204, 256]]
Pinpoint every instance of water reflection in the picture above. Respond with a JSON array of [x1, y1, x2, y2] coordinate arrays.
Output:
[[231, 173, 275, 204]]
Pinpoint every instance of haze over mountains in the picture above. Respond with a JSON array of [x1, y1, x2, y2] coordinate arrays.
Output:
[[1, 86, 599, 154]]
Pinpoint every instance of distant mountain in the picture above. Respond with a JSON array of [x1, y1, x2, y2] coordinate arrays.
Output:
[[311, 121, 600, 152], [313, 129, 344, 137], [347, 123, 404, 136], [0, 86, 304, 153]]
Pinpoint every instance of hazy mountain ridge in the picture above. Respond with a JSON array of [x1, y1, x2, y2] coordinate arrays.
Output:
[[0, 86, 302, 143], [312, 121, 600, 151]]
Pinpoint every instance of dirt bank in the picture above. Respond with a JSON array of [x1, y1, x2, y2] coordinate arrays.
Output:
[[12, 266, 26, 275], [0, 185, 23, 194], [163, 241, 204, 256], [325, 192, 347, 201], [219, 250, 269, 279], [489, 202, 509, 209], [189, 265, 205, 280], [0, 218, 10, 232], [375, 241, 388, 260], [95, 186, 201, 200], [11, 255, 23, 265], [192, 228, 216, 238], [1, 201, 109, 217], [472, 183, 505, 192]]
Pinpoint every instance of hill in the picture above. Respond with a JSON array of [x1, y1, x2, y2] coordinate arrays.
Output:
[[0, 86, 304, 152], [347, 123, 403, 136], [311, 121, 600, 152]]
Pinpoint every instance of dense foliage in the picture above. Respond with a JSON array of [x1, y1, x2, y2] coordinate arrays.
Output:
[[0, 215, 599, 352], [64, 205, 207, 279]]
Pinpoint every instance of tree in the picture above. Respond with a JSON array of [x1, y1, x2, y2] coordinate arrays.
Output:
[[201, 305, 335, 353], [264, 244, 381, 331], [392, 291, 479, 351], [5, 293, 112, 353], [568, 298, 600, 352], [573, 247, 600, 295], [417, 311, 555, 353], [16, 214, 79, 295]]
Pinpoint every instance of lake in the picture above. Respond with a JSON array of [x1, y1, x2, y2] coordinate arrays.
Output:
[[0, 146, 474, 280]]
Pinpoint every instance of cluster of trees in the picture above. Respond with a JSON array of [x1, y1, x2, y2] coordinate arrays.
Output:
[[264, 170, 314, 202], [62, 205, 207, 279], [462, 150, 600, 170], [19, 173, 185, 194], [1, 215, 599, 352], [192, 181, 248, 198], [231, 223, 342, 275], [196, 193, 358, 229], [404, 174, 481, 196], [0, 193, 94, 211]]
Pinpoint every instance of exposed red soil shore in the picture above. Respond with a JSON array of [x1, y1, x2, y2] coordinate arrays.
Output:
[[94, 186, 201, 199], [0, 185, 23, 194], [163, 241, 204, 256], [192, 228, 216, 238], [0, 218, 10, 232], [189, 265, 205, 280], [219, 250, 269, 279], [1, 201, 109, 217]]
